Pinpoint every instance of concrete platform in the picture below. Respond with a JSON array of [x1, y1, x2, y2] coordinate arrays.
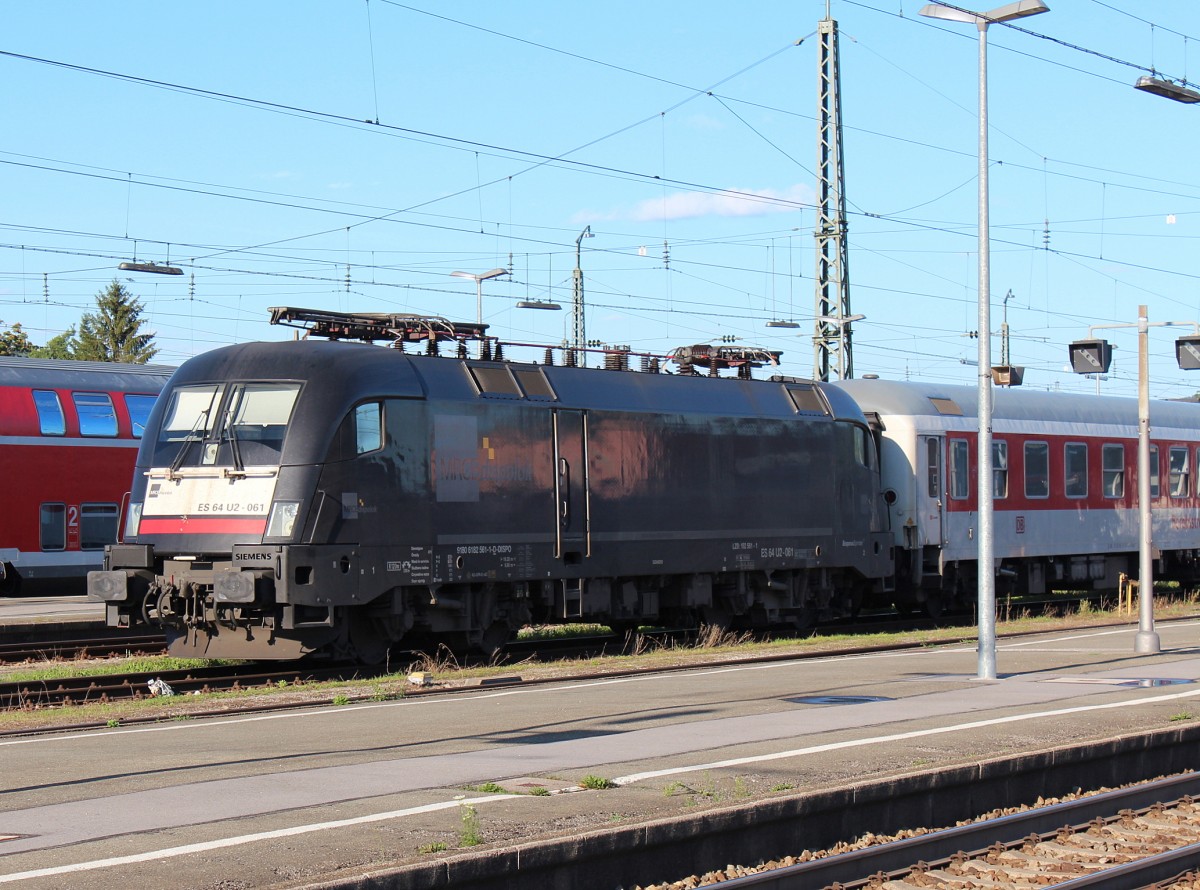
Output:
[[1, 619, 1200, 888], [0, 596, 106, 643]]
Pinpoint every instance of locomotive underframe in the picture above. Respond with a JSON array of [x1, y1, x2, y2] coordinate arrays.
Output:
[[96, 537, 889, 660]]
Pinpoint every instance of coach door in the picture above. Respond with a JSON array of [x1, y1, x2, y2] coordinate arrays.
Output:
[[918, 435, 946, 548], [552, 409, 591, 563]]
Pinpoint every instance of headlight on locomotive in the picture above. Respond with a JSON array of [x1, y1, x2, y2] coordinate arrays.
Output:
[[266, 500, 301, 538], [87, 570, 128, 601]]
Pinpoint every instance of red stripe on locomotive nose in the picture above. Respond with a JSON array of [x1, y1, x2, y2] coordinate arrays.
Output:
[[139, 517, 268, 535]]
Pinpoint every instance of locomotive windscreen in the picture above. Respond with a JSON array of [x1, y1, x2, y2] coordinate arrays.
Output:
[[153, 382, 302, 469]]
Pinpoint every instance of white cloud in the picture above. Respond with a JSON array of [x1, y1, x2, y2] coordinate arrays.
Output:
[[623, 184, 813, 222]]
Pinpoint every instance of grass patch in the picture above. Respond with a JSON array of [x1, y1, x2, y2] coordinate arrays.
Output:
[[579, 774, 616, 790], [1, 656, 243, 685], [471, 782, 507, 794]]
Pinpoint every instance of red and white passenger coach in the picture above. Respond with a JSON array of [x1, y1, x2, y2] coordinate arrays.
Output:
[[834, 378, 1200, 614], [0, 357, 172, 594]]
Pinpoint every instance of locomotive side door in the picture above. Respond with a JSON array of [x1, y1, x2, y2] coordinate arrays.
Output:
[[552, 409, 590, 562]]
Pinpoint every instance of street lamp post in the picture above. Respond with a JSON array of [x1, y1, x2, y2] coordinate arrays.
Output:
[[450, 267, 509, 325], [1069, 309, 1200, 655], [919, 0, 1049, 681], [572, 226, 594, 365]]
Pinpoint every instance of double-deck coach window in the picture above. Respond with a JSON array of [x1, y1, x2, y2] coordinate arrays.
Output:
[[80, 504, 119, 550], [124, 394, 157, 438], [40, 504, 65, 551], [32, 390, 65, 436], [73, 392, 117, 437]]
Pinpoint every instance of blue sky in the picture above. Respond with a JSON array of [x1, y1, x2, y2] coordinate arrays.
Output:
[[3, 1, 1200, 398]]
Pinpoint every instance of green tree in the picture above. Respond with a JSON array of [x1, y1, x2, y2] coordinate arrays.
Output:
[[31, 327, 77, 359], [0, 321, 35, 356], [74, 281, 158, 364]]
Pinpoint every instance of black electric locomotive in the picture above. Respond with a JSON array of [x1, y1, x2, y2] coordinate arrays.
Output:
[[89, 309, 893, 660]]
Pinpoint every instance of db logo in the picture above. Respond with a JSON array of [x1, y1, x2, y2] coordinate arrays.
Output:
[[1015, 516, 1026, 534]]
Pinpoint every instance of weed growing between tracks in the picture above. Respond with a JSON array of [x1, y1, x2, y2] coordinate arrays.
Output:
[[1, 598, 1199, 733]]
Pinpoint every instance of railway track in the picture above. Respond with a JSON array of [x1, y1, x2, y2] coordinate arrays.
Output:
[[662, 773, 1200, 889], [0, 662, 383, 709], [0, 634, 166, 664]]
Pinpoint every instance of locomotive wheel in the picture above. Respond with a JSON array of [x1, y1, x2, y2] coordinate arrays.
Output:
[[347, 612, 393, 665], [473, 620, 512, 660]]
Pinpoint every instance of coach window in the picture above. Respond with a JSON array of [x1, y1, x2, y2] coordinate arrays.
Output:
[[73, 392, 117, 437], [32, 390, 65, 436], [40, 504, 66, 551], [1150, 446, 1160, 498], [1169, 446, 1190, 498], [992, 440, 1008, 499], [1102, 444, 1124, 498], [355, 402, 383, 454], [1064, 443, 1088, 499], [1024, 441, 1049, 499], [949, 439, 969, 500], [80, 504, 119, 550], [124, 394, 157, 438]]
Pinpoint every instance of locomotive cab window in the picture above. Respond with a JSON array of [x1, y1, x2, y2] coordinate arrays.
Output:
[[73, 392, 117, 437], [1024, 441, 1049, 499], [1169, 445, 1190, 498], [1103, 444, 1125, 498], [355, 402, 383, 454], [1065, 442, 1088, 499], [153, 382, 300, 468], [32, 390, 65, 436]]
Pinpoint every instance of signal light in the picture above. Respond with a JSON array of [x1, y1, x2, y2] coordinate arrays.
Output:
[[1068, 339, 1113, 375]]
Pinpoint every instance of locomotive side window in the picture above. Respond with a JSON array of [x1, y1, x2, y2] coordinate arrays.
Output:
[[1024, 441, 1049, 498], [40, 503, 66, 551], [1064, 443, 1088, 499], [852, 426, 870, 468], [124, 394, 158, 438], [992, 440, 1008, 499], [80, 503, 119, 550], [73, 392, 118, 437], [32, 390, 65, 436], [1150, 446, 1160, 498], [355, 402, 383, 454], [1102, 444, 1124, 498], [949, 439, 969, 500], [1169, 446, 1190, 498]]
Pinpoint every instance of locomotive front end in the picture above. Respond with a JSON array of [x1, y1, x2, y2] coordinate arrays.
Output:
[[88, 341, 384, 659]]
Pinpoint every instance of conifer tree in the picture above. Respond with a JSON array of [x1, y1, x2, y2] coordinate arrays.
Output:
[[74, 280, 158, 363]]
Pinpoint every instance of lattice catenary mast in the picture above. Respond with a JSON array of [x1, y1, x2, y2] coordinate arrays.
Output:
[[813, 5, 855, 381]]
